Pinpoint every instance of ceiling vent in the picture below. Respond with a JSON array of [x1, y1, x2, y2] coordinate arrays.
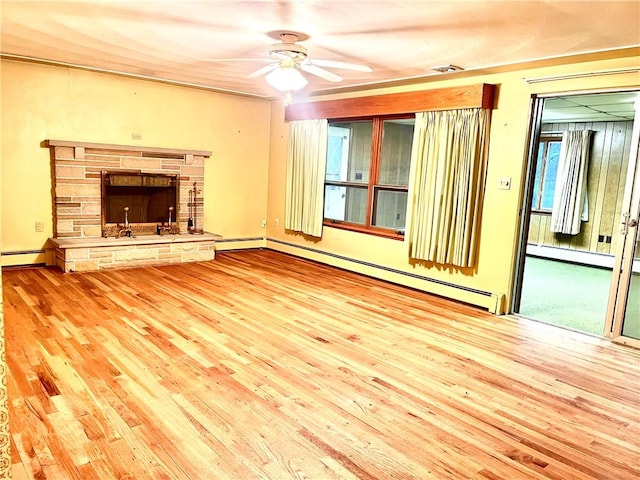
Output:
[[430, 64, 464, 73]]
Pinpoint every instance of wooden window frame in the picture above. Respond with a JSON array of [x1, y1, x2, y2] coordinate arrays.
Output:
[[324, 114, 413, 240]]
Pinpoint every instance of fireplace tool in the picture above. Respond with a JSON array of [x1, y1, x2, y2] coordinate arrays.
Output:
[[118, 206, 134, 238], [188, 182, 204, 234], [168, 206, 178, 234], [158, 206, 178, 235]]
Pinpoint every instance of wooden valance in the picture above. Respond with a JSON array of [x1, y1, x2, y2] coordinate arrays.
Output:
[[285, 83, 496, 121]]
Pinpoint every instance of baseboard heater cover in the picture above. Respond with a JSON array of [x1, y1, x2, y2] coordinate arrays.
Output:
[[215, 237, 265, 243], [265, 238, 504, 313], [1, 249, 46, 256]]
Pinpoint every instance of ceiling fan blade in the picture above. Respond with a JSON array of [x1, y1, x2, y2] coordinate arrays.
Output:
[[247, 63, 279, 78], [308, 59, 373, 73], [300, 64, 342, 83]]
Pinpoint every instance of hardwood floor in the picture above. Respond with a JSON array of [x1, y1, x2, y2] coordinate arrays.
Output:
[[4, 249, 639, 479]]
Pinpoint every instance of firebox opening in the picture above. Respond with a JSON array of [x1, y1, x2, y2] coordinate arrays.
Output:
[[101, 171, 179, 236]]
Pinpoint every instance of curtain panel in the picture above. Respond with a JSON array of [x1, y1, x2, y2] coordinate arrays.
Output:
[[285, 119, 328, 238], [406, 108, 491, 268], [550, 130, 593, 235]]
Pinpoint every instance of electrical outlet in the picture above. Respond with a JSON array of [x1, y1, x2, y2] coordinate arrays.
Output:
[[261, 219, 266, 228], [131, 132, 142, 140], [275, 218, 279, 226], [35, 221, 44, 232], [498, 176, 511, 190]]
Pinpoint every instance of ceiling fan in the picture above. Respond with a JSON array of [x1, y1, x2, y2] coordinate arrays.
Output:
[[209, 32, 373, 94], [252, 32, 372, 84]]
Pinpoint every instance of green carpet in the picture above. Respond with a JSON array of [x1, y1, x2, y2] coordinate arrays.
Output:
[[519, 256, 640, 338]]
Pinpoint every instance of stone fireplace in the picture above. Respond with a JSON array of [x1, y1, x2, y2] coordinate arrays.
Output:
[[44, 140, 218, 272]]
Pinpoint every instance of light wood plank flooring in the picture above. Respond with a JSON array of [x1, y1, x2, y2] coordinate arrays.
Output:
[[4, 249, 640, 479]]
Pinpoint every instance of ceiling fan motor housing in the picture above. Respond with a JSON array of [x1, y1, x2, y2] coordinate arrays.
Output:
[[269, 42, 307, 61]]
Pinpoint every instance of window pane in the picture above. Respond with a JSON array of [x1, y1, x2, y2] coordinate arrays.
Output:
[[541, 141, 562, 210], [379, 119, 414, 185], [327, 121, 372, 183], [324, 185, 367, 225], [373, 189, 407, 230], [326, 130, 346, 181], [531, 143, 545, 209]]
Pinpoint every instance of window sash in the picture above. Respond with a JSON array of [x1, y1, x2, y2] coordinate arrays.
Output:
[[324, 184, 368, 225], [372, 186, 408, 233], [532, 137, 562, 212], [323, 115, 413, 236]]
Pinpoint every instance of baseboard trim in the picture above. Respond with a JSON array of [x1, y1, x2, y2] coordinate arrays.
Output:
[[526, 244, 640, 273]]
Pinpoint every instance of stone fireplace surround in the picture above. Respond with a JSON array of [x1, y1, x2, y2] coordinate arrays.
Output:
[[44, 140, 218, 272]]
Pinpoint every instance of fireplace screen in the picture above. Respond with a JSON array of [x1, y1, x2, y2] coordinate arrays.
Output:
[[101, 171, 179, 236]]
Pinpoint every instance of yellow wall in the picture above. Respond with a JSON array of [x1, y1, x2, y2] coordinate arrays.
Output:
[[0, 59, 272, 265], [266, 55, 640, 313], [2, 54, 638, 312]]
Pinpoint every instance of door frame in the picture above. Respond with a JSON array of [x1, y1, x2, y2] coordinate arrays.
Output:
[[511, 95, 545, 313], [512, 88, 640, 342]]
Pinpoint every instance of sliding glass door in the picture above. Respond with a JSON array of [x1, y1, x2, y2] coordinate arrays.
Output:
[[618, 235, 639, 340], [621, 241, 640, 339], [606, 104, 640, 345], [514, 90, 640, 344]]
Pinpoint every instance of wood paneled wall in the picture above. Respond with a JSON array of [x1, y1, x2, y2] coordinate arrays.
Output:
[[528, 121, 634, 256]]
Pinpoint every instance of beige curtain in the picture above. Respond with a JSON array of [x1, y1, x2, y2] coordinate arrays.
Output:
[[406, 108, 491, 267], [550, 130, 592, 235], [285, 119, 328, 237]]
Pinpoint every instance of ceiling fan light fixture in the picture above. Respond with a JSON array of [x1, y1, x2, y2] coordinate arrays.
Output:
[[265, 65, 308, 92]]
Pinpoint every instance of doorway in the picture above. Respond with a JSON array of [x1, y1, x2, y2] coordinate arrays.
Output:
[[513, 90, 640, 342]]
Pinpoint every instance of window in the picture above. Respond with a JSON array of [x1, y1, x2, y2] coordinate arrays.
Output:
[[532, 135, 562, 211], [323, 115, 414, 237]]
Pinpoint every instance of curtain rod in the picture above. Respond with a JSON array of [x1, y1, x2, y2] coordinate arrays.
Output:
[[523, 67, 640, 84]]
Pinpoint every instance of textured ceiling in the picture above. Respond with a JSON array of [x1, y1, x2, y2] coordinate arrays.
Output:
[[1, 0, 639, 103]]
